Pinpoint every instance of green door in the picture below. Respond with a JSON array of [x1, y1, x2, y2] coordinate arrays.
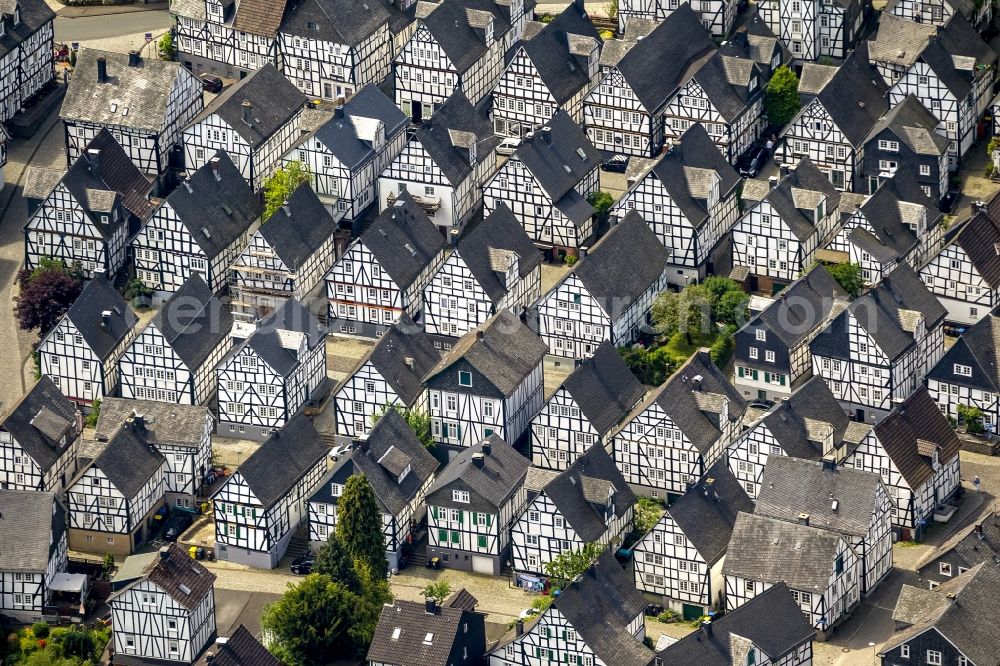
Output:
[[682, 603, 703, 621]]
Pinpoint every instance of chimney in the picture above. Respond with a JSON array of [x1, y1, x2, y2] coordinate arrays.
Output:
[[976, 523, 984, 538], [159, 545, 170, 562], [515, 620, 524, 636], [691, 374, 703, 391], [205, 655, 215, 664], [241, 99, 253, 125], [822, 458, 836, 472], [210, 156, 222, 181], [768, 175, 778, 189], [475, 329, 484, 340], [182, 180, 193, 194], [100, 310, 112, 331], [703, 477, 715, 496], [700, 620, 712, 639], [75, 409, 84, 434], [471, 453, 485, 469], [424, 598, 437, 614], [404, 357, 415, 369], [685, 477, 696, 492], [282, 200, 291, 217], [96, 56, 107, 83], [797, 512, 810, 526], [537, 126, 552, 145], [88, 148, 101, 177], [127, 50, 141, 67], [482, 441, 492, 456], [132, 410, 145, 432]]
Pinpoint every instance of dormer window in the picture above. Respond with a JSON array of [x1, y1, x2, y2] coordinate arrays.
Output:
[[13, 6, 19, 24], [485, 19, 494, 43], [815, 198, 826, 220], [468, 141, 477, 167]]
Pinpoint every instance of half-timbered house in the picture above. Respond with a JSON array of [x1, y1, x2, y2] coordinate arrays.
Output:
[[0, 491, 67, 623], [425, 436, 529, 575], [537, 213, 669, 359], [0, 0, 54, 126], [277, 0, 393, 102], [633, 460, 753, 618], [618, 0, 739, 37], [212, 414, 327, 568], [775, 50, 888, 193], [134, 151, 261, 296], [915, 511, 1000, 586], [216, 298, 327, 440], [583, 6, 716, 158], [530, 341, 644, 470], [109, 544, 217, 666], [95, 400, 213, 509], [230, 183, 335, 322], [423, 309, 546, 449], [307, 409, 439, 570], [511, 446, 635, 577], [0, 377, 80, 492], [334, 316, 439, 439], [205, 625, 278, 666], [326, 193, 446, 337], [718, 11, 790, 80], [23, 130, 155, 278], [811, 265, 946, 423], [61, 49, 203, 183], [378, 91, 500, 233], [282, 84, 407, 223], [867, 13, 935, 88], [727, 376, 869, 499], [758, 0, 869, 60], [732, 159, 841, 292], [483, 111, 602, 255], [610, 350, 747, 500], [38, 273, 139, 408], [724, 512, 861, 637], [66, 418, 166, 554], [120, 275, 233, 406], [422, 203, 542, 339], [489, 550, 655, 666], [919, 196, 1000, 326], [611, 124, 741, 288], [843, 387, 961, 540], [181, 64, 306, 190], [171, 0, 286, 79], [927, 307, 1000, 430], [368, 592, 488, 666], [884, 0, 993, 36], [491, 3, 601, 136]]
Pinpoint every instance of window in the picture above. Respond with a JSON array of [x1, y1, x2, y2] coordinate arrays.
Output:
[[756, 329, 766, 341], [749, 347, 758, 359], [765, 350, 775, 363], [954, 364, 972, 377], [939, 562, 952, 576], [920, 164, 931, 176], [458, 371, 472, 387], [926, 650, 942, 665], [900, 645, 910, 658], [452, 490, 469, 503]]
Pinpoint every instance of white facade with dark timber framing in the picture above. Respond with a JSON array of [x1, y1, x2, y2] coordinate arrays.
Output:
[[212, 415, 327, 569], [530, 341, 645, 471], [37, 273, 139, 408], [611, 124, 741, 289], [0, 491, 67, 623], [610, 351, 747, 501], [926, 307, 1000, 430], [884, 0, 992, 29], [425, 436, 529, 575], [109, 544, 217, 666], [757, 0, 869, 60], [171, 0, 285, 79], [618, 0, 739, 37], [216, 299, 327, 441], [0, 0, 53, 126], [424, 309, 546, 449], [181, 64, 306, 191], [537, 213, 669, 360]]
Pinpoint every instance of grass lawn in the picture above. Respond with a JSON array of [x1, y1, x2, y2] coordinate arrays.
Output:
[[662, 330, 718, 364]]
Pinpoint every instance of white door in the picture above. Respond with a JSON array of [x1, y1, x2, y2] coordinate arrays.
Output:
[[472, 556, 493, 574]]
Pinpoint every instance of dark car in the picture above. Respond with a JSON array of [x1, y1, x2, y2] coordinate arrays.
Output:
[[163, 512, 193, 541], [601, 154, 629, 173], [200, 74, 224, 93], [291, 556, 315, 575], [739, 145, 769, 178]]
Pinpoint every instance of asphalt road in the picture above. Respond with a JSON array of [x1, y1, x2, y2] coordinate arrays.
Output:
[[54, 9, 172, 43]]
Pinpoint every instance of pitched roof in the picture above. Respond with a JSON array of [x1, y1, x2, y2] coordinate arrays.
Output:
[[58, 129, 155, 224], [0, 491, 64, 572], [656, 583, 814, 665], [867, 13, 935, 69], [457, 204, 542, 305], [560, 341, 645, 436], [231, 0, 288, 36], [301, 84, 408, 168], [723, 512, 849, 591], [149, 273, 232, 370], [918, 15, 997, 100], [360, 192, 447, 290], [872, 387, 962, 489], [759, 159, 841, 241], [367, 594, 484, 666], [349, 316, 440, 407], [280, 0, 390, 44], [927, 306, 1000, 391], [61, 49, 196, 133], [161, 150, 261, 260], [412, 92, 499, 186], [418, 0, 512, 74], [92, 422, 165, 498], [0, 0, 54, 60], [797, 46, 888, 147], [95, 398, 210, 450], [690, 51, 761, 123], [756, 376, 859, 460], [62, 273, 138, 361], [517, 4, 601, 105], [426, 436, 529, 511], [743, 265, 848, 350], [190, 64, 305, 148], [917, 511, 1000, 574], [258, 183, 333, 270], [424, 309, 546, 396], [112, 544, 216, 611], [224, 414, 327, 508], [848, 178, 941, 259], [945, 195, 1000, 289], [240, 298, 325, 377], [209, 625, 279, 666], [0, 376, 77, 472]]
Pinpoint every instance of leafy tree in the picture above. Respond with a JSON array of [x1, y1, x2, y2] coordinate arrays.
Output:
[[85, 400, 101, 429], [544, 542, 605, 587], [263, 161, 311, 220], [709, 329, 735, 368], [347, 560, 392, 649], [652, 285, 711, 344], [261, 574, 360, 664], [764, 65, 800, 128], [421, 581, 451, 604], [714, 290, 749, 326], [124, 278, 153, 301], [618, 345, 675, 386], [604, 0, 619, 18], [335, 475, 388, 577], [158, 32, 175, 59], [371, 403, 434, 448], [14, 259, 83, 335], [958, 404, 985, 434], [825, 262, 864, 298], [632, 497, 665, 537], [59, 631, 96, 661], [313, 534, 360, 591], [587, 191, 615, 221]]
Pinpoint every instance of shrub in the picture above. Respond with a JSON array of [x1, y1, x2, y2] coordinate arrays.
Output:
[[564, 254, 578, 266], [657, 609, 677, 623], [709, 332, 735, 368], [31, 623, 49, 639]]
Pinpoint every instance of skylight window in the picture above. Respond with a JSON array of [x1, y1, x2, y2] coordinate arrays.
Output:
[[391, 627, 401, 640], [423, 633, 434, 645]]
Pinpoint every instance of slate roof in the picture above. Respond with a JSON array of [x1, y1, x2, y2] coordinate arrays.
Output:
[[457, 203, 542, 305], [62, 273, 138, 361], [724, 512, 849, 591], [571, 212, 670, 320], [95, 398, 210, 450], [22, 166, 63, 202], [0, 491, 64, 573], [150, 274, 232, 370], [648, 123, 741, 228], [226, 414, 327, 508], [927, 307, 1000, 391], [61, 49, 196, 133], [280, 0, 390, 44], [418, 0, 511, 75], [943, 195, 1000, 290], [0, 376, 77, 472], [917, 511, 1000, 574], [864, 95, 949, 156], [413, 92, 500, 186], [92, 421, 165, 498], [758, 159, 841, 241], [426, 436, 529, 512], [367, 594, 484, 666], [110, 544, 216, 611], [656, 583, 814, 665], [756, 457, 886, 537], [424, 309, 546, 397], [299, 85, 407, 169], [720, 11, 789, 76], [848, 177, 941, 259], [560, 341, 645, 436], [0, 0, 54, 61], [867, 13, 935, 69], [190, 64, 305, 148], [347, 316, 440, 407], [872, 387, 962, 489], [517, 3, 601, 105], [161, 150, 261, 260], [209, 625, 279, 666], [756, 376, 856, 460], [231, 0, 288, 36], [690, 51, 761, 123], [918, 14, 997, 100], [360, 191, 447, 290], [258, 182, 333, 270], [240, 298, 325, 377], [660, 459, 753, 566]]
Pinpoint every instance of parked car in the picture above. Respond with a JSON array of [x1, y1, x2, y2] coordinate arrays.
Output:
[[601, 154, 629, 173], [497, 137, 520, 156], [328, 443, 352, 461], [738, 145, 769, 178], [200, 74, 224, 93], [291, 556, 315, 575], [163, 512, 194, 541]]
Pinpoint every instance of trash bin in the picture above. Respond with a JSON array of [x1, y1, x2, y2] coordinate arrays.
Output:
[[188, 546, 198, 559], [431, 557, 440, 570]]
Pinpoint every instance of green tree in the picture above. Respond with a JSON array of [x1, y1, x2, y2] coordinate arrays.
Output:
[[421, 581, 451, 604], [124, 278, 153, 301], [335, 475, 388, 576], [544, 542, 605, 587], [618, 345, 675, 386], [958, 404, 985, 434], [604, 0, 619, 18], [709, 329, 736, 368], [59, 631, 96, 661], [14, 259, 84, 335], [652, 285, 711, 344], [587, 191, 615, 221], [632, 497, 665, 537], [85, 400, 102, 429], [312, 534, 360, 591], [714, 290, 749, 325], [764, 65, 801, 128], [371, 403, 434, 448], [347, 560, 392, 649], [825, 262, 864, 298], [263, 161, 312, 220], [158, 32, 175, 59], [261, 574, 360, 664]]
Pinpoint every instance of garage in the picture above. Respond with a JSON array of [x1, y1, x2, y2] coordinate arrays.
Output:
[[472, 556, 493, 575]]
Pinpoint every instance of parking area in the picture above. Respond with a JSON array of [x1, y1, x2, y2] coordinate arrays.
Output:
[[214, 588, 282, 637]]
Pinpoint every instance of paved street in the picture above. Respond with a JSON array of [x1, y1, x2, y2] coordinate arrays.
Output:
[[54, 9, 171, 43]]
